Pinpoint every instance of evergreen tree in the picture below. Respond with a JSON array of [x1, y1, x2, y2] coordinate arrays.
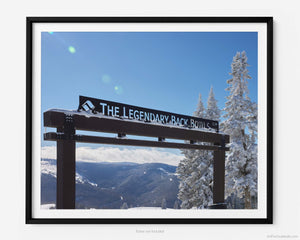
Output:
[[221, 51, 258, 209], [207, 86, 221, 121], [161, 198, 167, 209], [173, 200, 180, 209], [121, 202, 128, 209], [196, 86, 221, 208], [194, 93, 206, 118], [177, 93, 220, 209]]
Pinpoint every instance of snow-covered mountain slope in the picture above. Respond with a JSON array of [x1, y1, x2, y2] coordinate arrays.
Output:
[[41, 159, 98, 187], [41, 159, 180, 209]]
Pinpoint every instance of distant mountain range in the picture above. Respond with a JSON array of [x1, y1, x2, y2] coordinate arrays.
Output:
[[41, 159, 181, 209]]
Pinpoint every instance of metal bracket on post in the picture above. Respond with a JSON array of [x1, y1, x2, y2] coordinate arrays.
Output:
[[221, 134, 225, 149], [118, 133, 126, 138], [63, 114, 75, 139]]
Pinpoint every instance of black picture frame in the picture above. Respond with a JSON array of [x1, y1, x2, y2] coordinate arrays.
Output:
[[26, 16, 273, 224]]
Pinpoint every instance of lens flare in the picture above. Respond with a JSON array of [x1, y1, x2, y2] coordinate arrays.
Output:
[[48, 32, 54, 34], [114, 85, 123, 95], [68, 46, 76, 54], [102, 74, 111, 84]]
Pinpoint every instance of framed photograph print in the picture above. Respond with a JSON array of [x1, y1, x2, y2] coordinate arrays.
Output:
[[26, 17, 273, 224]]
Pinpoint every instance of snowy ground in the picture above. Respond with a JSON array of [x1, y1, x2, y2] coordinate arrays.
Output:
[[40, 205, 175, 210], [41, 203, 55, 209], [128, 207, 167, 210]]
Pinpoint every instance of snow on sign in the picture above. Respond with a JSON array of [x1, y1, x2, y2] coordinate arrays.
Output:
[[78, 96, 219, 131]]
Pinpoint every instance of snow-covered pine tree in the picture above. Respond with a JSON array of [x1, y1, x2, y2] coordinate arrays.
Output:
[[196, 86, 221, 208], [120, 202, 128, 209], [173, 200, 180, 209], [194, 93, 205, 117], [207, 86, 221, 121], [176, 94, 206, 209], [221, 51, 258, 209], [161, 198, 167, 209]]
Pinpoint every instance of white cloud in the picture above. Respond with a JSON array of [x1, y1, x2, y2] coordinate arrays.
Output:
[[41, 146, 183, 166], [41, 146, 57, 159]]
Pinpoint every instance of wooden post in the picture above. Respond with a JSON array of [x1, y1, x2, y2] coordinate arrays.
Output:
[[211, 135, 227, 209], [56, 115, 76, 209], [213, 149, 225, 204]]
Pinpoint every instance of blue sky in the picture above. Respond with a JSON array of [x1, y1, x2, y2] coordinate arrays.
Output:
[[41, 31, 257, 154]]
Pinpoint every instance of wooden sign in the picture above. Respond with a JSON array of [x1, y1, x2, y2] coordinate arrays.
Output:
[[78, 96, 219, 131]]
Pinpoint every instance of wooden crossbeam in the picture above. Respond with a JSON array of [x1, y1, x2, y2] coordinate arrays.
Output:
[[44, 110, 230, 144], [44, 132, 229, 151]]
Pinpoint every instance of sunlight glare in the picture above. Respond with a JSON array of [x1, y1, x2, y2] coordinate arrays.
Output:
[[68, 46, 76, 54]]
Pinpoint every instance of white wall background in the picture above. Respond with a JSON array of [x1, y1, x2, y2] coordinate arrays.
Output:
[[0, 0, 299, 239]]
